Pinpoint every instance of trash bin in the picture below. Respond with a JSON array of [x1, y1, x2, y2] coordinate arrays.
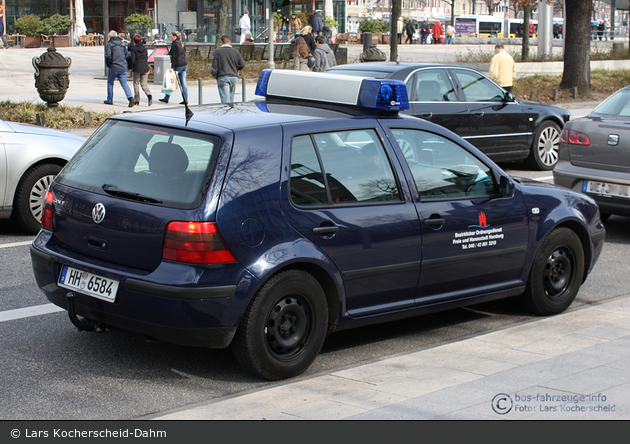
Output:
[[153, 55, 170, 85]]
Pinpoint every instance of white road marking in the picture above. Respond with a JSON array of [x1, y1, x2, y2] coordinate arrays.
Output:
[[0, 240, 33, 248], [0, 304, 64, 323]]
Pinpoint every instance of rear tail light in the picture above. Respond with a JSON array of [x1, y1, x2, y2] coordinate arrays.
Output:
[[41, 191, 54, 231], [163, 221, 237, 264], [560, 129, 590, 145]]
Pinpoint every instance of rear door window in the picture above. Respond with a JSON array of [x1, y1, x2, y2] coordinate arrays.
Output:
[[289, 129, 402, 206], [56, 121, 222, 209]]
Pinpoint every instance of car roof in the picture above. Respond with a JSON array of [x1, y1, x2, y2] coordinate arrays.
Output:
[[108, 100, 411, 134], [327, 62, 462, 76]]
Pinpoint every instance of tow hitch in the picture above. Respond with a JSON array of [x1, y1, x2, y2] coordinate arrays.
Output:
[[66, 292, 106, 332]]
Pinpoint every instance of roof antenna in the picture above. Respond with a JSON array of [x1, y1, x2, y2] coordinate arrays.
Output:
[[173, 70, 194, 125]]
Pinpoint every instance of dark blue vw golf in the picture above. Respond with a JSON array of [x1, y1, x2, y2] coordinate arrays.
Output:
[[31, 70, 605, 380]]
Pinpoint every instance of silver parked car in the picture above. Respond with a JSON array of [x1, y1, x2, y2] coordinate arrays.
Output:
[[554, 86, 630, 220], [0, 120, 86, 233]]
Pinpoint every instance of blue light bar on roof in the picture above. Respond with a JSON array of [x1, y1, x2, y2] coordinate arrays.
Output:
[[255, 69, 272, 97], [358, 79, 409, 111], [254, 70, 409, 112]]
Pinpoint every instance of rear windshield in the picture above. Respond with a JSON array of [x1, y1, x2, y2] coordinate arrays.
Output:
[[592, 89, 630, 117], [56, 120, 222, 209]]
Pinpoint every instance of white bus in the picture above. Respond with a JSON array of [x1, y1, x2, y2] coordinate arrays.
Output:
[[454, 15, 503, 38], [455, 15, 559, 38]]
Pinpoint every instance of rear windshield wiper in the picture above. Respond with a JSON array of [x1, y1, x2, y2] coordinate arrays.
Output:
[[102, 184, 163, 204]]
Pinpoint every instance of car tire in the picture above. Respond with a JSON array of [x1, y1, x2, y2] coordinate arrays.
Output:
[[13, 163, 62, 234], [526, 121, 562, 171], [521, 227, 584, 316], [232, 270, 328, 380]]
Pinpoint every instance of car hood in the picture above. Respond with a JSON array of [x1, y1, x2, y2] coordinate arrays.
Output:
[[3, 121, 87, 143], [512, 176, 567, 190]]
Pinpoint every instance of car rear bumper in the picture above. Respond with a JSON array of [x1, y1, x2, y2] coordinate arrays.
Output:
[[30, 240, 257, 349], [554, 160, 630, 217]]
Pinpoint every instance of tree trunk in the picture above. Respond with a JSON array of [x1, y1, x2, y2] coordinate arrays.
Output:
[[390, 0, 401, 61], [216, 0, 229, 46], [559, 0, 591, 96], [522, 6, 531, 61]]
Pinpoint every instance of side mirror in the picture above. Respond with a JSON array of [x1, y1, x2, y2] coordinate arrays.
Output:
[[499, 175, 515, 197], [504, 91, 516, 102]]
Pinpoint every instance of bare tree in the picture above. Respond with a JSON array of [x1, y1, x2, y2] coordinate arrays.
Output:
[[483, 0, 502, 14], [513, 0, 538, 61]]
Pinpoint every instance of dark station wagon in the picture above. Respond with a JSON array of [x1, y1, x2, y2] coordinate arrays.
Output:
[[31, 71, 604, 380], [326, 62, 571, 171]]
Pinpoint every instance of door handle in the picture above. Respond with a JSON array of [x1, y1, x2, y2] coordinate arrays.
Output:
[[472, 111, 485, 117], [420, 112, 433, 118], [424, 218, 446, 226], [312, 225, 339, 235]]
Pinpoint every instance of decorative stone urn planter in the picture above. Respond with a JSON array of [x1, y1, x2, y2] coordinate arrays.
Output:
[[32, 47, 72, 108]]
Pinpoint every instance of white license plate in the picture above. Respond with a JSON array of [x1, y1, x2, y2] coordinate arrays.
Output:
[[583, 180, 630, 199], [58, 266, 119, 303]]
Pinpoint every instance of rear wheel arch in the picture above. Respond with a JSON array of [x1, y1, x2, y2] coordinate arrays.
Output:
[[249, 261, 341, 334]]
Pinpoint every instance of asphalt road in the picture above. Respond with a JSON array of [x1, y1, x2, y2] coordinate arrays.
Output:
[[1, 179, 629, 419]]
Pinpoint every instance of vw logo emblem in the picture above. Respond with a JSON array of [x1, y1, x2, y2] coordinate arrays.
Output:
[[92, 203, 106, 224]]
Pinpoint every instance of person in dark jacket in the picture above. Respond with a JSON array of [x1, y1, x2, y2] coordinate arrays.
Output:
[[104, 30, 134, 107], [406, 19, 415, 44], [309, 10, 323, 37], [301, 25, 316, 53], [159, 31, 188, 104], [129, 34, 152, 106], [211, 35, 245, 103]]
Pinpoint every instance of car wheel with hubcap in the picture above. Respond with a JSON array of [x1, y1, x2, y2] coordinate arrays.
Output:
[[13, 163, 62, 234], [521, 227, 584, 315], [232, 270, 328, 380], [526, 121, 562, 171]]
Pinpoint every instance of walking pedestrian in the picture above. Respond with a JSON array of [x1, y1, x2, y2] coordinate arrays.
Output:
[[0, 11, 9, 49], [432, 21, 443, 44], [397, 17, 404, 45], [488, 44, 515, 93], [301, 25, 316, 53], [158, 31, 188, 105], [406, 19, 415, 44], [309, 10, 323, 37], [281, 15, 289, 42], [445, 23, 455, 44], [311, 35, 336, 72], [129, 34, 152, 106], [419, 19, 429, 44], [211, 35, 245, 103], [292, 35, 311, 71], [239, 10, 251, 44], [289, 14, 302, 39], [104, 30, 134, 107]]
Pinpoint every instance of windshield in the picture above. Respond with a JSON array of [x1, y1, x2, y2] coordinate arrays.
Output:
[[56, 120, 222, 209], [325, 68, 392, 79], [592, 89, 630, 117]]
